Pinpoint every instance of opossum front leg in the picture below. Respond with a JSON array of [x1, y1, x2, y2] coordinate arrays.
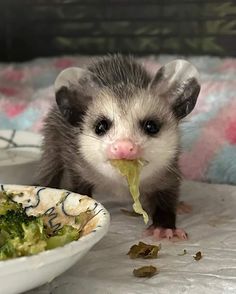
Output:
[[145, 190, 188, 240], [61, 169, 94, 197]]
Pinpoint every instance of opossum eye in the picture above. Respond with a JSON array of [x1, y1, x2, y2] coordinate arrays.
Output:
[[141, 120, 161, 136], [95, 118, 112, 136]]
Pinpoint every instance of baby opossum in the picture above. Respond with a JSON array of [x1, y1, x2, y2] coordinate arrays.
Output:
[[37, 54, 200, 240]]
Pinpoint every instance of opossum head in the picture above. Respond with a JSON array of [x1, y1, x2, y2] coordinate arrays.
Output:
[[54, 56, 200, 183]]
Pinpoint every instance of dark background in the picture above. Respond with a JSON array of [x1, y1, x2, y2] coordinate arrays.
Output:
[[1, 0, 236, 61]]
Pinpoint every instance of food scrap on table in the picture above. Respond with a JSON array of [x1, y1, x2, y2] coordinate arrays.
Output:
[[193, 251, 202, 261], [127, 241, 160, 259], [133, 265, 158, 278]]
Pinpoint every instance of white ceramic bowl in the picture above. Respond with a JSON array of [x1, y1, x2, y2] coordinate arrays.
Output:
[[0, 184, 110, 294], [0, 130, 42, 185]]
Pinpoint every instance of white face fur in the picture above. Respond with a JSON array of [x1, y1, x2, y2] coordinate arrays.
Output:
[[79, 89, 179, 185]]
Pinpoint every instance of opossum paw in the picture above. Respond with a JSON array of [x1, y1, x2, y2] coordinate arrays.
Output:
[[177, 201, 192, 214], [144, 226, 188, 240]]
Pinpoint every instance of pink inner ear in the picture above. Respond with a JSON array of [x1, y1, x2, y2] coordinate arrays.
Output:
[[107, 139, 141, 160]]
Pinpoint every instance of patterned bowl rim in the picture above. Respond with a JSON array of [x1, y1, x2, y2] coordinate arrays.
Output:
[[0, 184, 110, 272]]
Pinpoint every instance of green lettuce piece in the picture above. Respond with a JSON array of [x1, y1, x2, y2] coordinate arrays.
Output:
[[110, 159, 149, 224]]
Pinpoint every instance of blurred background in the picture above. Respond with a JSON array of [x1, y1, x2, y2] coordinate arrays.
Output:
[[1, 0, 236, 186], [1, 0, 236, 61]]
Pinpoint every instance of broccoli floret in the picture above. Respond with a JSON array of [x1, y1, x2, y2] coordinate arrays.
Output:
[[0, 201, 21, 216], [0, 192, 86, 260], [14, 219, 47, 256], [0, 204, 47, 259], [46, 225, 80, 250], [0, 210, 37, 238], [0, 192, 21, 215]]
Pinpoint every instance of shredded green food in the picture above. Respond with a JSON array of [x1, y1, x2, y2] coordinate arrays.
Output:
[[0, 191, 92, 260], [127, 241, 160, 259], [133, 265, 158, 278], [110, 159, 149, 224]]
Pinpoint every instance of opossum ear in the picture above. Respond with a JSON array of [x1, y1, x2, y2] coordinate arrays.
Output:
[[54, 67, 98, 126], [149, 60, 200, 119]]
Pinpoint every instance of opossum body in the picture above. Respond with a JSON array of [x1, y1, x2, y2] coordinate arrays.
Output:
[[37, 54, 200, 239]]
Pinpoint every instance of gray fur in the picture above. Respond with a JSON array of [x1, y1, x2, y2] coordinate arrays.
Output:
[[37, 54, 200, 229], [88, 54, 151, 97], [37, 107, 93, 195]]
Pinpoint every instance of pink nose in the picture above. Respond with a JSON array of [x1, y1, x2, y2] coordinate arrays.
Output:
[[107, 139, 140, 160]]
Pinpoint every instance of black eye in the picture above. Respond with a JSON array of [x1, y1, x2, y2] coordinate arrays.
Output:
[[141, 120, 161, 136], [95, 119, 111, 136]]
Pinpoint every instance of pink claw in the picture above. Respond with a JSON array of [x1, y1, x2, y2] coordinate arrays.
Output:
[[144, 226, 188, 240], [165, 229, 174, 239], [153, 228, 161, 239], [175, 228, 188, 240]]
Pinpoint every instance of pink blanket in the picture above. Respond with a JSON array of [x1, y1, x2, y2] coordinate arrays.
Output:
[[1, 55, 236, 185]]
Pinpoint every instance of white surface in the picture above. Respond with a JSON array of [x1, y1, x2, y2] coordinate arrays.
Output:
[[0, 185, 110, 294], [24, 180, 236, 294], [1, 130, 235, 293], [0, 130, 42, 185]]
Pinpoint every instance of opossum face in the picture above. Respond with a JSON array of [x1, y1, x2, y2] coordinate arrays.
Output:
[[79, 89, 179, 181], [54, 57, 200, 183]]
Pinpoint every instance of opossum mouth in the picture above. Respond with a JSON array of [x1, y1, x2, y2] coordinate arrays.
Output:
[[105, 158, 149, 166]]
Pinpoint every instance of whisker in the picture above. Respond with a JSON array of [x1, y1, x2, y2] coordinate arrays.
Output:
[[81, 132, 104, 142]]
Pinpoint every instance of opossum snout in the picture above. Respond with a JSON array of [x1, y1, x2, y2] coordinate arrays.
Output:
[[107, 139, 141, 160]]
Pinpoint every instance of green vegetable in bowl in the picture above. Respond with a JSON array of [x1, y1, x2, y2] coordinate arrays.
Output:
[[0, 200, 20, 215], [0, 191, 92, 260], [0, 209, 47, 260], [46, 225, 80, 250]]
